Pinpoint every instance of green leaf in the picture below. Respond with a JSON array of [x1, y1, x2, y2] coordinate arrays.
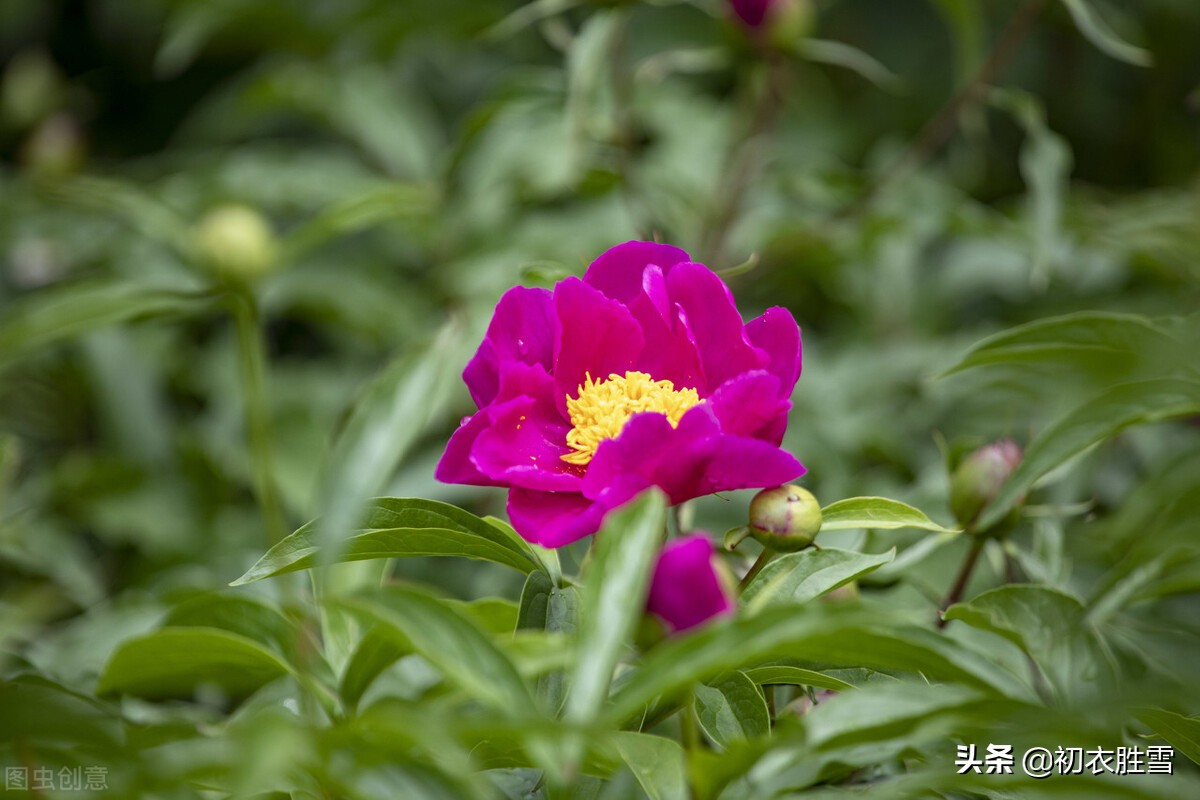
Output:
[[0, 280, 209, 370], [485, 0, 583, 40], [280, 183, 436, 262], [561, 490, 667, 776], [975, 379, 1200, 530], [450, 598, 520, 635], [164, 593, 300, 663], [755, 683, 991, 790], [941, 310, 1178, 377], [337, 585, 534, 715], [694, 671, 770, 750], [340, 595, 519, 709], [311, 322, 462, 563], [606, 606, 1027, 724], [612, 732, 688, 800], [741, 548, 895, 611], [819, 497, 958, 534], [0, 675, 121, 750], [944, 585, 1110, 702], [1135, 707, 1200, 766], [232, 498, 542, 584], [742, 666, 855, 693], [564, 490, 667, 724], [793, 39, 902, 91], [517, 569, 579, 714], [1059, 0, 1152, 67], [96, 627, 291, 701], [340, 625, 408, 709], [804, 682, 984, 750]]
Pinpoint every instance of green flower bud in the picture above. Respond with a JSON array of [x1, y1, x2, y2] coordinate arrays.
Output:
[[748, 484, 822, 552], [950, 440, 1023, 534], [20, 113, 85, 178], [194, 205, 278, 283], [766, 0, 815, 51]]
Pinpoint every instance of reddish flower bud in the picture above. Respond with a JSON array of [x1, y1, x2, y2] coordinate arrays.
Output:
[[949, 440, 1023, 533], [729, 0, 814, 46], [646, 535, 735, 633]]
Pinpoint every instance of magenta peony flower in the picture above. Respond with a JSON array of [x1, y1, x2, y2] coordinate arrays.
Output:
[[436, 240, 805, 547], [646, 535, 735, 633], [729, 0, 775, 29]]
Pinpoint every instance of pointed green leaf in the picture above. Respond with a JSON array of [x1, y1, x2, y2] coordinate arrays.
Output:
[[941, 311, 1178, 377], [164, 592, 303, 667], [820, 497, 958, 534], [606, 606, 1027, 724], [0, 281, 209, 369], [694, 671, 770, 749], [742, 666, 855, 693], [311, 323, 462, 562], [232, 498, 542, 584], [742, 548, 895, 612], [1134, 707, 1200, 766], [97, 627, 291, 701], [1060, 0, 1152, 67], [340, 625, 409, 709], [565, 490, 667, 724], [613, 732, 688, 800], [976, 379, 1200, 530], [518, 569, 579, 714], [944, 585, 1111, 702], [793, 39, 902, 91], [337, 586, 534, 714]]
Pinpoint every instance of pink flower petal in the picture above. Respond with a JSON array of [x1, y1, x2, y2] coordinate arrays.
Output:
[[552, 277, 645, 415], [707, 370, 791, 444], [647, 535, 734, 633], [665, 263, 766, 390], [583, 240, 692, 303], [584, 405, 804, 505], [507, 487, 625, 548], [745, 306, 802, 400], [472, 366, 582, 491], [463, 286, 558, 408]]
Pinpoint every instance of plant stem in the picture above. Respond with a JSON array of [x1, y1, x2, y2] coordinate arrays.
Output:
[[738, 546, 776, 593], [680, 691, 701, 753], [841, 0, 1048, 219], [701, 51, 789, 267], [606, 7, 654, 238], [937, 537, 985, 628], [231, 289, 287, 548]]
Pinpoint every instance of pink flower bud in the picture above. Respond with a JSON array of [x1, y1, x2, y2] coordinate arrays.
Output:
[[646, 535, 735, 633]]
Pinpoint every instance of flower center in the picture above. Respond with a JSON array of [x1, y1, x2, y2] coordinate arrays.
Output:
[[562, 371, 700, 465]]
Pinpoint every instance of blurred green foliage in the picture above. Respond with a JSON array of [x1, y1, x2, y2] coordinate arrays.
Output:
[[2, 0, 1199, 798]]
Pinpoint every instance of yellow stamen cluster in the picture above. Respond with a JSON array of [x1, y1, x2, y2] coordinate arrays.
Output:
[[561, 371, 700, 465]]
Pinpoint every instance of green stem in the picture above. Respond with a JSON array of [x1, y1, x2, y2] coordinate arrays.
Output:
[[680, 691, 701, 753], [606, 7, 654, 238], [937, 537, 985, 628], [738, 546, 777, 593], [700, 51, 789, 267], [838, 0, 1048, 220], [231, 289, 287, 548]]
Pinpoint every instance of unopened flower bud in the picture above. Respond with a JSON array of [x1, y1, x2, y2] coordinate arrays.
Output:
[[729, 0, 814, 47], [748, 484, 822, 552], [950, 440, 1023, 533], [646, 535, 735, 634], [194, 205, 278, 283], [20, 113, 85, 178]]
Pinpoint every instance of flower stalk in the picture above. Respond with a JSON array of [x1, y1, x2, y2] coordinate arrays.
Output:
[[937, 537, 985, 628], [231, 288, 287, 547], [738, 546, 776, 592]]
